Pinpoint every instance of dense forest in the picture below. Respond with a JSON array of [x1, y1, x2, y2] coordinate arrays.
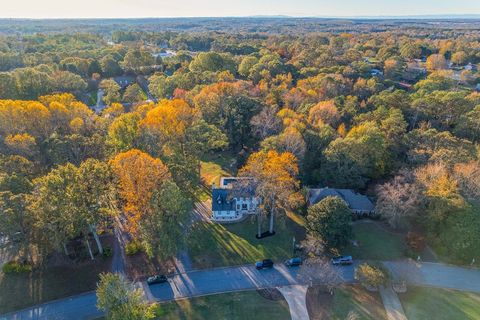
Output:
[[0, 18, 479, 275]]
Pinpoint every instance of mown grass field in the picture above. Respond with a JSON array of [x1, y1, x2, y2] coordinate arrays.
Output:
[[344, 222, 407, 261], [155, 290, 290, 320], [307, 285, 387, 320], [187, 216, 303, 269], [399, 286, 480, 320]]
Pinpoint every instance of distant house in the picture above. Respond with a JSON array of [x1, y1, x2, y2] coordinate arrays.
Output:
[[406, 60, 427, 75], [464, 63, 478, 72], [396, 82, 413, 90], [307, 187, 375, 216], [113, 76, 135, 89], [370, 69, 383, 76], [211, 177, 260, 223], [475, 83, 480, 92], [153, 50, 177, 59]]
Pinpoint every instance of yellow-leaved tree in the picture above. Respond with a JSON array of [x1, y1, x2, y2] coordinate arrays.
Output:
[[240, 150, 301, 237]]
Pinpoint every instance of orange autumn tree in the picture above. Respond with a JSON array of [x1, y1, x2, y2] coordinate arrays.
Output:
[[110, 149, 171, 234], [240, 150, 301, 236]]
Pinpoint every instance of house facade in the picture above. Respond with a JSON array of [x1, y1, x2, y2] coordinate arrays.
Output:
[[211, 177, 260, 223], [113, 76, 135, 89], [307, 187, 375, 216]]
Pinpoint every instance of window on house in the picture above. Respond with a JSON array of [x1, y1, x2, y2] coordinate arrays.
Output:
[[242, 204, 248, 210], [237, 204, 240, 210]]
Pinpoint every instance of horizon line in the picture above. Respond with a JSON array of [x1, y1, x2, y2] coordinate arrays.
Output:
[[1, 13, 480, 20]]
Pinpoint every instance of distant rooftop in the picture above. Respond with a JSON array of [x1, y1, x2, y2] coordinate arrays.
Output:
[[308, 187, 374, 212]]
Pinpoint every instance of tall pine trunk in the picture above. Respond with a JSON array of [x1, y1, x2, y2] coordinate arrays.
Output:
[[63, 243, 69, 256], [269, 207, 275, 233], [85, 237, 94, 260], [90, 224, 103, 255], [257, 213, 262, 238]]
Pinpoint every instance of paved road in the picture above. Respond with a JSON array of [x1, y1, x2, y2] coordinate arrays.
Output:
[[277, 285, 309, 320], [384, 261, 480, 293], [2, 261, 480, 320], [149, 263, 353, 301], [0, 292, 101, 320]]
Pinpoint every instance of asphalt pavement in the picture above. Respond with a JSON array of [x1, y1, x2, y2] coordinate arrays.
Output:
[[1, 261, 480, 320]]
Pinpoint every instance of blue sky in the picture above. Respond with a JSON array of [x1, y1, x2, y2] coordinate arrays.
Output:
[[1, 0, 479, 18]]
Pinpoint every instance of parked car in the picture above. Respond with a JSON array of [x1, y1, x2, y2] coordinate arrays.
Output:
[[255, 259, 274, 270], [331, 256, 353, 266], [284, 257, 302, 267], [147, 274, 168, 285]]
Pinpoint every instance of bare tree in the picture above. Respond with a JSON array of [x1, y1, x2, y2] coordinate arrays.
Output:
[[453, 161, 480, 201], [250, 105, 282, 140], [300, 233, 326, 257], [261, 127, 307, 163], [375, 170, 423, 228], [297, 256, 342, 291], [298, 234, 342, 291]]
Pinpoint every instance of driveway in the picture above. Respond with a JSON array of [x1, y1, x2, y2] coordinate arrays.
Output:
[[379, 286, 407, 320], [277, 285, 309, 320], [2, 261, 479, 320]]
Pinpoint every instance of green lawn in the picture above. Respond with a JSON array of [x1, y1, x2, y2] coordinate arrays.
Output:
[[0, 257, 111, 314], [155, 290, 290, 320], [200, 152, 237, 187], [399, 287, 480, 320], [332, 285, 387, 320], [187, 217, 300, 269], [344, 222, 407, 261], [195, 152, 237, 202], [306, 285, 386, 320]]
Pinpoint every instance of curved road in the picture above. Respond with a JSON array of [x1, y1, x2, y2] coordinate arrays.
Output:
[[1, 261, 480, 320]]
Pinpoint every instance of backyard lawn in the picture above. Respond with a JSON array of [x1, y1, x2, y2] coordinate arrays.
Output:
[[344, 222, 407, 261], [187, 217, 301, 269], [399, 287, 480, 320], [307, 285, 386, 320], [200, 152, 236, 187], [155, 290, 290, 320], [195, 152, 236, 202]]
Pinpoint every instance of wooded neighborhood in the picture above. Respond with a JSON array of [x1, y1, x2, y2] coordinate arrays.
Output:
[[0, 13, 479, 320]]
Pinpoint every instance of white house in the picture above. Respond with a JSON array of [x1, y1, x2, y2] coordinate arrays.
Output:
[[211, 177, 260, 223]]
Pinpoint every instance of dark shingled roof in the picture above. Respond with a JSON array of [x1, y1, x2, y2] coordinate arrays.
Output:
[[212, 188, 236, 212], [308, 188, 374, 212]]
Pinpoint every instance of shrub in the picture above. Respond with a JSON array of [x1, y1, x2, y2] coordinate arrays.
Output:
[[355, 262, 387, 289], [406, 232, 425, 252], [2, 261, 33, 274], [125, 241, 143, 255], [102, 246, 113, 258]]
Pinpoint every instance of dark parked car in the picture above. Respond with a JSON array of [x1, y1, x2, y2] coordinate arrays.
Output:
[[255, 259, 274, 269], [331, 256, 353, 266], [284, 257, 303, 267], [147, 275, 168, 285]]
